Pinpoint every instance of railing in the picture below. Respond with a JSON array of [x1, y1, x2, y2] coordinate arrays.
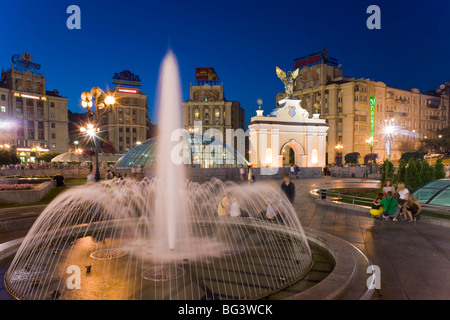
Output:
[[316, 189, 374, 207]]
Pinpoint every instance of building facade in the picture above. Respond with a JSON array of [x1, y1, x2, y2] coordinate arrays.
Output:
[[0, 53, 69, 161], [182, 69, 245, 147], [248, 98, 328, 168], [277, 49, 449, 163], [100, 71, 149, 153]]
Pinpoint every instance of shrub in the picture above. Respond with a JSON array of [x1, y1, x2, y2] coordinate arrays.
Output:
[[434, 158, 445, 180], [0, 184, 34, 191], [405, 159, 421, 191], [400, 152, 425, 163], [344, 152, 361, 165]]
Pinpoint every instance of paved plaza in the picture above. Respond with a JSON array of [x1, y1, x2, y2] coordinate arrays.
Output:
[[0, 177, 449, 300], [292, 177, 450, 300]]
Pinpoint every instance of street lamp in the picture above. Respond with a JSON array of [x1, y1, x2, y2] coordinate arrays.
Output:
[[335, 144, 343, 166], [80, 88, 115, 182], [365, 137, 375, 174], [383, 118, 397, 161]]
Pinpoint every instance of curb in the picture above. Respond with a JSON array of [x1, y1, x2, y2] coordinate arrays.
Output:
[[313, 196, 450, 229]]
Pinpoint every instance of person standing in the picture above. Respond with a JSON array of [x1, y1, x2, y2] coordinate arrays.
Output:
[[281, 174, 296, 204], [239, 166, 245, 181], [248, 165, 255, 185], [290, 165, 296, 180]]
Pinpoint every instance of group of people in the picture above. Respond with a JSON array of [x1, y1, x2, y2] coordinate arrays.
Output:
[[370, 180, 422, 222]]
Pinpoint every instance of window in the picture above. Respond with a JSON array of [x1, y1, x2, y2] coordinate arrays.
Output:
[[338, 107, 343, 113], [27, 107, 34, 116], [26, 99, 34, 107], [119, 137, 123, 142], [51, 122, 55, 129], [16, 97, 23, 106], [37, 101, 43, 108], [205, 113, 209, 119], [39, 131, 45, 140], [38, 121, 44, 129], [0, 106, 5, 113], [50, 102, 55, 108], [132, 128, 136, 133], [119, 127, 123, 132], [52, 143, 56, 148], [37, 108, 44, 117], [50, 113, 55, 118], [51, 133, 56, 139], [126, 137, 130, 144], [1, 94, 5, 101], [126, 127, 130, 133]]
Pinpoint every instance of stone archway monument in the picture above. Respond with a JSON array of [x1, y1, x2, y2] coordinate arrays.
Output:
[[248, 67, 328, 173]]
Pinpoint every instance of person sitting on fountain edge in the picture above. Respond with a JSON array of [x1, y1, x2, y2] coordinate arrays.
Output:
[[281, 174, 295, 204]]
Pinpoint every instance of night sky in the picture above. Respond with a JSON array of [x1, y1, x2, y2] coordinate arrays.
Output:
[[1, 0, 449, 128]]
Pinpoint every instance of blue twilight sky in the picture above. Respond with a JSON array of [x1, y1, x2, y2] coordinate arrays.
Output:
[[0, 0, 449, 129]]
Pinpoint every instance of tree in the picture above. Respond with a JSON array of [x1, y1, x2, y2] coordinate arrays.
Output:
[[400, 151, 424, 163], [99, 140, 116, 156], [364, 153, 378, 165], [435, 158, 445, 180], [0, 150, 21, 165], [344, 152, 360, 165], [398, 159, 406, 183], [420, 160, 435, 185], [405, 159, 421, 191], [381, 159, 394, 188]]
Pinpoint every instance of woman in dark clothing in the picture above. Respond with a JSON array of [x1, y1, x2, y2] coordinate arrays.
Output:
[[281, 174, 295, 204]]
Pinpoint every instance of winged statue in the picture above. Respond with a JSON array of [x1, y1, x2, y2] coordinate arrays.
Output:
[[276, 66, 300, 97]]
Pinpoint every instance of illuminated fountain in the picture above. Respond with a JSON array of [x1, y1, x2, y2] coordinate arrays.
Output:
[[4, 51, 313, 300]]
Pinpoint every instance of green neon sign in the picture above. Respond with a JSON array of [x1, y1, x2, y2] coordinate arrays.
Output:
[[370, 97, 375, 146]]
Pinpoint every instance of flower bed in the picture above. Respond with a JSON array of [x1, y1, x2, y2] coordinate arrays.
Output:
[[0, 184, 34, 191]]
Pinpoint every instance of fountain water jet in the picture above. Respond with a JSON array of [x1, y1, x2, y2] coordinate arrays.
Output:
[[154, 50, 188, 251]]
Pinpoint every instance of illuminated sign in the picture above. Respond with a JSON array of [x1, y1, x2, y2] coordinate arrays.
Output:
[[196, 68, 219, 82], [13, 92, 46, 100], [117, 88, 138, 94], [370, 97, 375, 145], [112, 70, 141, 88], [12, 53, 41, 73], [294, 48, 339, 69], [21, 94, 40, 100]]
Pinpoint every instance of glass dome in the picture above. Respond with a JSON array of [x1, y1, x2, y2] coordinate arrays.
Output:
[[115, 136, 249, 169], [412, 179, 450, 207]]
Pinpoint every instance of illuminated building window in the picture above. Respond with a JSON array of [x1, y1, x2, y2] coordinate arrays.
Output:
[[0, 106, 5, 113]]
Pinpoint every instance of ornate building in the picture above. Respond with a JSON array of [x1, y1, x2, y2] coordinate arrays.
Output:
[[0, 53, 69, 161], [277, 49, 449, 163], [182, 68, 245, 144]]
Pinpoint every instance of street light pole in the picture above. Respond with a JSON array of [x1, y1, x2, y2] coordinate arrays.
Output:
[[80, 88, 115, 183]]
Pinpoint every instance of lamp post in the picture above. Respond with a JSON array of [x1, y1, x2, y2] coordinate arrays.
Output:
[[335, 144, 343, 166], [365, 137, 374, 174], [80, 88, 115, 182], [384, 118, 397, 162]]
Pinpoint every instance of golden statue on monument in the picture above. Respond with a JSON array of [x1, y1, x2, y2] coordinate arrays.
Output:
[[276, 66, 300, 97]]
